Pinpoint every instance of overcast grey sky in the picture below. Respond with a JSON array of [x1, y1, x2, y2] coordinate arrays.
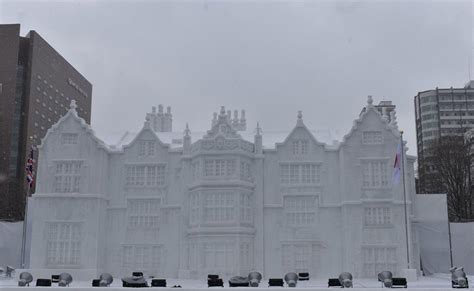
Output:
[[1, 0, 473, 154]]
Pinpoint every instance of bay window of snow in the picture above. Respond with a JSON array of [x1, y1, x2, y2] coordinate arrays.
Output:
[[46, 222, 82, 267], [203, 191, 235, 223], [203, 241, 235, 274], [189, 192, 200, 224], [362, 160, 388, 188], [122, 245, 162, 274], [363, 131, 383, 144], [364, 207, 392, 226], [125, 164, 165, 186], [292, 139, 309, 155], [239, 242, 253, 271], [240, 192, 253, 223], [281, 243, 313, 273], [138, 140, 155, 156], [61, 133, 78, 145], [203, 159, 236, 178], [191, 161, 201, 181], [280, 163, 321, 185], [284, 196, 317, 226], [240, 161, 252, 182], [53, 161, 82, 193], [362, 246, 397, 277], [127, 199, 160, 228]]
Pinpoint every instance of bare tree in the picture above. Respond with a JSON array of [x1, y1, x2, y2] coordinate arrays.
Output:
[[429, 135, 474, 222]]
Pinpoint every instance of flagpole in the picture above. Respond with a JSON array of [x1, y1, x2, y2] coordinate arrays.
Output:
[[400, 131, 411, 269], [20, 184, 29, 268]]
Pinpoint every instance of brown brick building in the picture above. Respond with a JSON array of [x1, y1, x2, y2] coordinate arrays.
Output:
[[0, 24, 92, 220]]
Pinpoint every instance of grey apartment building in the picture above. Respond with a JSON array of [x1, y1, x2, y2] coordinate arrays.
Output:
[[414, 81, 474, 193], [0, 24, 92, 220]]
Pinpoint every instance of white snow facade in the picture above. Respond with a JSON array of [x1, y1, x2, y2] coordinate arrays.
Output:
[[29, 97, 420, 280]]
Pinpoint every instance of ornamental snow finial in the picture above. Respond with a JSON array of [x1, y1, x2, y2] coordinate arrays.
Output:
[[296, 110, 304, 126], [220, 106, 226, 116], [184, 123, 191, 136], [256, 122, 262, 136], [70, 99, 77, 110], [367, 95, 373, 106], [144, 115, 151, 128], [390, 110, 398, 128]]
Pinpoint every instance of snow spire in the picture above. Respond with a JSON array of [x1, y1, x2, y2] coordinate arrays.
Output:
[[70, 99, 77, 110], [367, 95, 373, 107], [144, 115, 151, 129], [254, 122, 263, 154], [184, 123, 191, 137], [389, 110, 398, 128], [256, 122, 262, 136], [296, 110, 304, 126]]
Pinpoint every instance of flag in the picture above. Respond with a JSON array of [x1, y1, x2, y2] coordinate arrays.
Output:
[[392, 141, 402, 184], [25, 146, 35, 188]]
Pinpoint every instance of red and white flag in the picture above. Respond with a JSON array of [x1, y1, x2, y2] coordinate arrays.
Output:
[[392, 142, 402, 184]]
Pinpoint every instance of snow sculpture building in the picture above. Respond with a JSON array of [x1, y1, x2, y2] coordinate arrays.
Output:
[[29, 97, 420, 280]]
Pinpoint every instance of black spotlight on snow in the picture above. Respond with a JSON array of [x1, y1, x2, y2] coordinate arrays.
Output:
[[58, 273, 73, 287], [18, 272, 33, 286], [228, 276, 249, 287], [122, 272, 148, 288], [268, 278, 284, 287], [248, 272, 262, 287], [450, 267, 469, 289], [207, 274, 223, 287], [284, 272, 298, 287], [298, 272, 309, 281], [378, 271, 393, 288], [338, 272, 353, 288]]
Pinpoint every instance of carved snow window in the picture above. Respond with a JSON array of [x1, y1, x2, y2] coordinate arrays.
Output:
[[125, 164, 165, 186], [284, 196, 317, 226], [240, 242, 253, 270], [138, 140, 155, 156], [240, 161, 251, 181], [122, 245, 162, 273], [203, 159, 236, 178], [363, 131, 383, 144], [364, 207, 391, 226], [362, 246, 397, 277], [292, 139, 309, 155], [240, 192, 252, 223], [46, 222, 82, 267], [61, 133, 78, 145], [189, 192, 200, 224], [203, 241, 235, 273], [127, 199, 160, 228], [280, 163, 321, 185], [53, 161, 82, 193], [192, 161, 201, 181], [281, 243, 313, 273], [203, 191, 235, 222], [362, 160, 388, 188]]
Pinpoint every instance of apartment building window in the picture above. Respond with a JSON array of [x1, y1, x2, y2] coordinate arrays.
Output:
[[364, 207, 391, 226], [61, 133, 78, 145], [138, 140, 155, 156], [284, 196, 317, 226], [46, 222, 82, 267], [292, 140, 309, 155], [362, 246, 397, 277], [280, 163, 321, 185], [123, 245, 162, 273], [127, 199, 160, 228], [203, 191, 235, 222], [53, 161, 82, 193], [362, 160, 388, 189], [363, 131, 383, 144], [125, 164, 166, 186]]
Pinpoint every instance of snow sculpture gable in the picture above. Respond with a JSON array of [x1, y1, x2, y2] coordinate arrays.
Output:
[[122, 116, 170, 159], [276, 111, 326, 159], [192, 106, 254, 153]]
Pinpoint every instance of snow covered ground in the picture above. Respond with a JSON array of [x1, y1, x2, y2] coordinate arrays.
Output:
[[0, 274, 473, 290]]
